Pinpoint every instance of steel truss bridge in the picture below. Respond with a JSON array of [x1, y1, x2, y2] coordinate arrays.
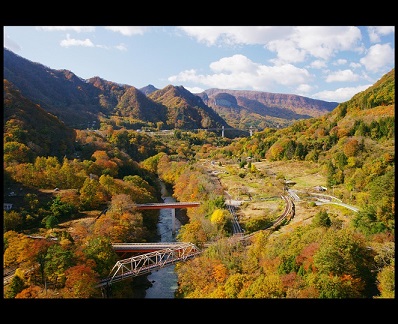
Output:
[[97, 242, 201, 289]]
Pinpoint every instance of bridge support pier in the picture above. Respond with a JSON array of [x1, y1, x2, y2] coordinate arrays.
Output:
[[101, 284, 112, 298], [172, 208, 176, 235]]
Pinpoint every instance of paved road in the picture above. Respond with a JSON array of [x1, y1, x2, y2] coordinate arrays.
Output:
[[319, 201, 359, 212], [294, 189, 359, 212]]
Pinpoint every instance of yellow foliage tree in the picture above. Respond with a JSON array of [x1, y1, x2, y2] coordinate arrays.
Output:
[[210, 209, 226, 227]]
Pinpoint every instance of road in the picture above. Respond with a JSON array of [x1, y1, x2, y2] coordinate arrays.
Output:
[[289, 189, 359, 212]]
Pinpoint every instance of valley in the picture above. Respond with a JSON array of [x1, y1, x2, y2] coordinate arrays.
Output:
[[201, 158, 358, 235]]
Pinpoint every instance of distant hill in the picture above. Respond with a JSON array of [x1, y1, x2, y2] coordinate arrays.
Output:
[[139, 84, 158, 95], [230, 68, 394, 164], [196, 88, 339, 129], [3, 48, 232, 133], [148, 85, 231, 131], [4, 47, 338, 132]]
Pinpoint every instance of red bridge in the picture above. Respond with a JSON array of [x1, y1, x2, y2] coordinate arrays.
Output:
[[135, 202, 200, 234], [134, 202, 200, 209]]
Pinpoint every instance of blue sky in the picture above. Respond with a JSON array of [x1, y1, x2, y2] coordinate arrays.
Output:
[[4, 26, 395, 103]]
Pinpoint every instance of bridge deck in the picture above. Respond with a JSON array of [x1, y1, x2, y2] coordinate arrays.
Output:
[[112, 242, 182, 253], [134, 202, 200, 209]]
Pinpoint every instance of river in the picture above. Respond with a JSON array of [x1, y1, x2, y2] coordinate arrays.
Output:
[[144, 184, 181, 299]]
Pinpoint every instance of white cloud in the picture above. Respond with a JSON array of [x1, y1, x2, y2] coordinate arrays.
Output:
[[185, 86, 205, 94], [350, 62, 362, 69], [104, 26, 148, 36], [293, 26, 363, 61], [36, 26, 95, 33], [313, 84, 371, 102], [168, 69, 198, 82], [179, 26, 364, 66], [178, 26, 294, 46], [209, 54, 258, 73], [168, 55, 312, 92], [59, 35, 126, 51], [257, 64, 312, 87], [60, 34, 94, 48], [296, 83, 314, 94], [367, 26, 395, 43], [360, 43, 394, 73], [310, 60, 327, 69], [267, 39, 307, 64], [325, 69, 359, 82], [115, 43, 128, 51], [334, 59, 347, 66]]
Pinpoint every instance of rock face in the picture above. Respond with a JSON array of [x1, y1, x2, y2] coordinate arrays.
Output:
[[196, 88, 339, 129], [199, 88, 338, 117], [214, 93, 239, 108]]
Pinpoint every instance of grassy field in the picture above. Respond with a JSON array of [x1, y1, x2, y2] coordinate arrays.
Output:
[[203, 159, 356, 232], [206, 159, 326, 199]]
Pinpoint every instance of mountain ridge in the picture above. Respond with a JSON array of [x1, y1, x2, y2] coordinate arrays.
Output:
[[4, 47, 340, 132]]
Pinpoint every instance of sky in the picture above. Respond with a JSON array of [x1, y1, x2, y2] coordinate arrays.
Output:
[[3, 26, 395, 103]]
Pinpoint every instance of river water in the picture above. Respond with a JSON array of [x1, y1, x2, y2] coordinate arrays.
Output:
[[144, 188, 181, 298]]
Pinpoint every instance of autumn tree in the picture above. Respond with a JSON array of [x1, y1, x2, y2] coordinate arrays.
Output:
[[175, 256, 228, 298], [79, 177, 108, 210], [3, 141, 32, 164], [376, 264, 395, 298], [223, 273, 252, 298], [242, 273, 284, 298], [93, 194, 148, 242], [313, 228, 377, 298], [3, 232, 35, 268], [24, 239, 54, 287], [177, 219, 208, 248], [59, 157, 87, 189], [140, 152, 167, 174], [14, 285, 42, 299], [209, 208, 231, 237], [3, 210, 24, 232], [4, 270, 26, 298], [312, 209, 331, 227], [44, 244, 75, 288], [343, 138, 359, 157], [352, 206, 387, 236], [82, 236, 117, 278], [63, 264, 101, 298]]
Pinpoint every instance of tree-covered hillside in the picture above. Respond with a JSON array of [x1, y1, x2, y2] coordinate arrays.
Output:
[[3, 68, 394, 299], [4, 80, 77, 162], [213, 68, 395, 235], [170, 68, 394, 298]]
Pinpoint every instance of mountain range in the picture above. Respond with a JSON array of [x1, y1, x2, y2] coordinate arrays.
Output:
[[4, 48, 338, 134]]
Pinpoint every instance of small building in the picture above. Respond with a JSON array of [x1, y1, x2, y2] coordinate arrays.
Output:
[[3, 203, 13, 211], [314, 186, 327, 191]]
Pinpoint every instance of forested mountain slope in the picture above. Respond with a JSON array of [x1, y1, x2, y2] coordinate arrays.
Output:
[[4, 48, 336, 132], [3, 48, 225, 131], [148, 85, 231, 130], [4, 79, 76, 161]]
